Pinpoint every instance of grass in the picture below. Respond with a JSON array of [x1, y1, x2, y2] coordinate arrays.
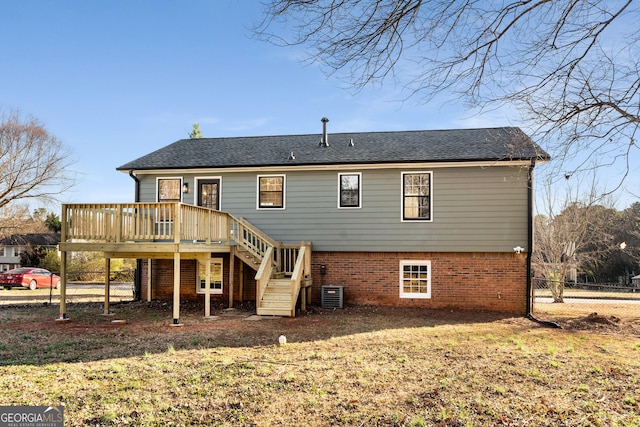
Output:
[[0, 301, 638, 426]]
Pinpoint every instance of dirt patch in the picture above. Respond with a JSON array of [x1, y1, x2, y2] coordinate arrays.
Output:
[[559, 312, 640, 335], [3, 300, 639, 337]]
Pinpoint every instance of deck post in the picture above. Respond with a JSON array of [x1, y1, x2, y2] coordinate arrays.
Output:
[[229, 247, 235, 308], [301, 287, 306, 311], [57, 251, 68, 321], [239, 260, 244, 303], [146, 259, 152, 301], [204, 256, 211, 317], [171, 252, 182, 326], [103, 257, 111, 315]]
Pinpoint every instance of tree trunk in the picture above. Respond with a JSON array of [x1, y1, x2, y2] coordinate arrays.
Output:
[[549, 278, 564, 303]]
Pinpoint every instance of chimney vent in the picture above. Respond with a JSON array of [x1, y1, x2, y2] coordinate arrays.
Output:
[[348, 138, 354, 147], [320, 117, 330, 147]]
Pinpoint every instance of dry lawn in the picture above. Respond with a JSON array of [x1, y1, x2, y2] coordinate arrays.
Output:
[[0, 301, 638, 426]]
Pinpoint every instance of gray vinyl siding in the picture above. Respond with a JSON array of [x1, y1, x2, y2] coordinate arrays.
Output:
[[139, 165, 530, 253]]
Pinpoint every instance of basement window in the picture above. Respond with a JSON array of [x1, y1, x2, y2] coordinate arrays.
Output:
[[197, 258, 223, 295], [399, 260, 431, 299]]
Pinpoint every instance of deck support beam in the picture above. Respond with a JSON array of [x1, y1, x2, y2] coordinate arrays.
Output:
[[57, 251, 68, 321], [103, 257, 111, 315], [204, 256, 211, 317], [146, 259, 152, 301], [229, 247, 235, 308], [239, 261, 244, 303], [171, 252, 182, 326]]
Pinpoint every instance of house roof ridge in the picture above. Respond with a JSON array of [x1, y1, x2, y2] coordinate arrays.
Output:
[[172, 126, 521, 142], [117, 126, 549, 171]]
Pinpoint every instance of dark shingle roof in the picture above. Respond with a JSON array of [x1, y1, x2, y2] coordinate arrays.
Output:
[[117, 127, 549, 171], [0, 233, 60, 246]]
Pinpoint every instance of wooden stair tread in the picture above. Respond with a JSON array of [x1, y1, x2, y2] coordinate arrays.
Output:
[[257, 307, 294, 317]]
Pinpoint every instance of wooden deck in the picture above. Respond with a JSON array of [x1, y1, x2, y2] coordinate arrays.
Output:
[[58, 203, 312, 322]]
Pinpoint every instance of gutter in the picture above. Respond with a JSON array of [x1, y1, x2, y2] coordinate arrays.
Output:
[[525, 159, 561, 328]]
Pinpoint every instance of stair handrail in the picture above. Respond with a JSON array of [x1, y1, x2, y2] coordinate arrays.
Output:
[[255, 246, 274, 306], [288, 242, 312, 316], [228, 214, 280, 269]]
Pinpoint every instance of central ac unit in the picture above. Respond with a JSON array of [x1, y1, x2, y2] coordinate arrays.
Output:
[[321, 285, 344, 309]]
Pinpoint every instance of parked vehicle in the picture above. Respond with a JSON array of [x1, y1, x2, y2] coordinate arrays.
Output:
[[0, 267, 60, 290]]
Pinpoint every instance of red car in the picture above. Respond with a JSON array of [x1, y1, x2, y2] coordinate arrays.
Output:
[[0, 267, 61, 290]]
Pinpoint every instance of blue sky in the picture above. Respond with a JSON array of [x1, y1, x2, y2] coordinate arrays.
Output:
[[1, 1, 636, 212]]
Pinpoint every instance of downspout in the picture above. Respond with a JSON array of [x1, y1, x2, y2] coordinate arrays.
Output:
[[525, 160, 561, 328], [128, 170, 143, 301], [129, 170, 140, 203]]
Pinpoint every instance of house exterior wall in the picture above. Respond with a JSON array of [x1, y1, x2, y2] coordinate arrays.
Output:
[[132, 163, 530, 314], [0, 245, 25, 271], [138, 256, 257, 303], [138, 250, 527, 314], [136, 164, 530, 253], [310, 251, 527, 314]]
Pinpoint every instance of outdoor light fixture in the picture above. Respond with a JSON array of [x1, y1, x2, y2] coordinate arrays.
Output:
[[182, 182, 189, 193]]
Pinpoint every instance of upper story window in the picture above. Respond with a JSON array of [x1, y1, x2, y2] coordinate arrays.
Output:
[[157, 178, 182, 202], [338, 173, 361, 208], [402, 172, 432, 221], [258, 175, 285, 209], [157, 177, 182, 223]]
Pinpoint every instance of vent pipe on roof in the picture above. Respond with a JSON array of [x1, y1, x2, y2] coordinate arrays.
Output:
[[320, 117, 329, 147]]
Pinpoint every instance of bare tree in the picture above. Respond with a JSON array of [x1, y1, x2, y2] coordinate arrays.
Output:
[[0, 110, 75, 209], [533, 177, 617, 302], [257, 1, 639, 192], [0, 204, 49, 238]]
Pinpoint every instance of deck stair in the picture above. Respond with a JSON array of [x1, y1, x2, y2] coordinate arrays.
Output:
[[234, 247, 263, 271], [228, 216, 312, 316], [257, 278, 296, 317]]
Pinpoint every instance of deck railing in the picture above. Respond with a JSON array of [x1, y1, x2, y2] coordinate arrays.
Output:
[[62, 203, 231, 244], [228, 216, 279, 269], [288, 242, 312, 313], [61, 204, 278, 267], [62, 202, 284, 273]]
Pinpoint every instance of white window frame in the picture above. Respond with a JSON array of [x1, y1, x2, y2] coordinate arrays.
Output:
[[399, 260, 431, 299], [401, 171, 433, 222], [196, 257, 224, 295], [338, 172, 362, 209], [257, 174, 286, 210]]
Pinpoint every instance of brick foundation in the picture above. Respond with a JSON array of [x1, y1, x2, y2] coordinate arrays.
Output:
[[138, 251, 528, 315], [310, 252, 528, 314], [138, 256, 256, 304]]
